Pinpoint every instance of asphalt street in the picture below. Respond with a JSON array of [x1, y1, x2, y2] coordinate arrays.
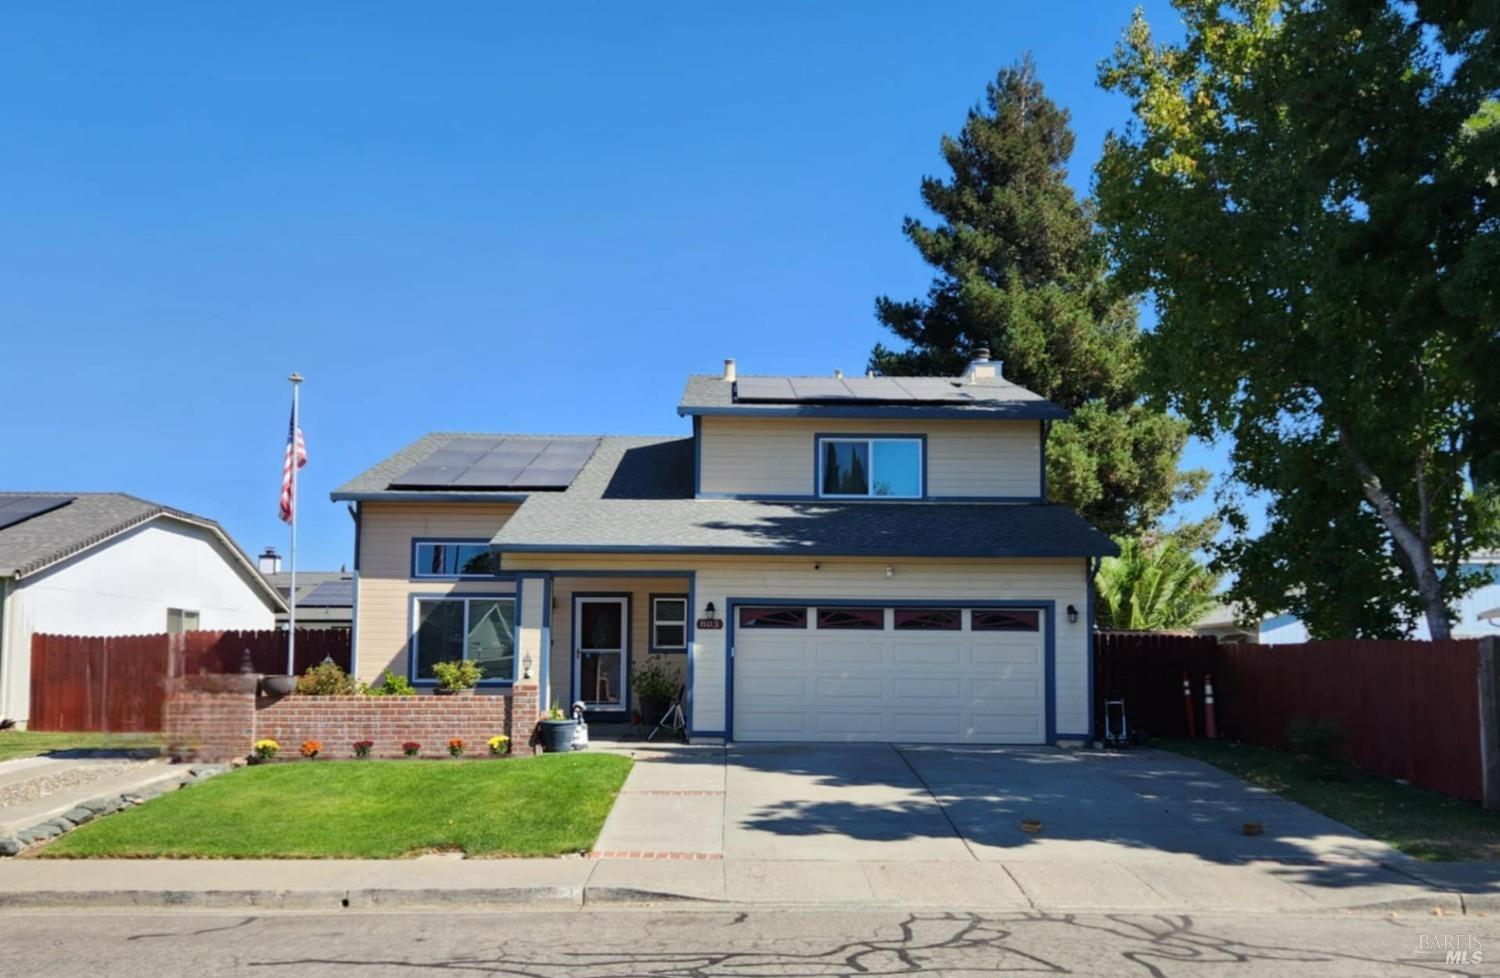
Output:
[[2, 907, 1496, 977]]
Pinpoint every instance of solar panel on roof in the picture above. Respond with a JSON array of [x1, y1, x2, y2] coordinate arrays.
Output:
[[732, 375, 979, 404], [389, 437, 601, 490], [0, 495, 76, 531], [733, 377, 796, 401], [300, 579, 354, 607]]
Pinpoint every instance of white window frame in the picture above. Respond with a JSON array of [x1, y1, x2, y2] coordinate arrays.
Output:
[[166, 608, 200, 634], [410, 594, 518, 685], [651, 596, 689, 651], [816, 436, 924, 499]]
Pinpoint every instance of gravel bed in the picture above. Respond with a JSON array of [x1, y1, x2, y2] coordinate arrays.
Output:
[[0, 762, 147, 810]]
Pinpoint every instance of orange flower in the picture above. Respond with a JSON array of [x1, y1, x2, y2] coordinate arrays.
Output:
[[300, 740, 322, 759]]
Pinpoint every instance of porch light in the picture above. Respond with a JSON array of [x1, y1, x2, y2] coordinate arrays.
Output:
[[1067, 605, 1079, 624], [522, 652, 533, 680], [704, 601, 718, 621]]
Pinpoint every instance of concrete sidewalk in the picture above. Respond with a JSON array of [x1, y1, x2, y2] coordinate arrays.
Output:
[[0, 853, 1492, 915]]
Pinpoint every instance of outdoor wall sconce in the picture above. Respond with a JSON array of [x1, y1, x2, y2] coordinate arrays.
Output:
[[698, 601, 724, 631], [1067, 605, 1079, 624], [704, 601, 718, 621], [885, 565, 894, 578], [522, 652, 534, 680]]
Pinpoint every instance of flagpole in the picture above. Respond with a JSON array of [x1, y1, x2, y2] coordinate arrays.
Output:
[[288, 372, 303, 676]]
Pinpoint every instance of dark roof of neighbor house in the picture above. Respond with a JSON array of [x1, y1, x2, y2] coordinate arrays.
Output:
[[1481, 605, 1500, 622], [0, 493, 287, 608], [489, 436, 1118, 558], [264, 571, 354, 624], [678, 373, 1068, 420]]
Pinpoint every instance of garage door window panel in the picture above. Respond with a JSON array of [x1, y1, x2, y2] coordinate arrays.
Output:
[[893, 608, 961, 631], [816, 607, 885, 630], [739, 607, 808, 629], [972, 609, 1041, 632]]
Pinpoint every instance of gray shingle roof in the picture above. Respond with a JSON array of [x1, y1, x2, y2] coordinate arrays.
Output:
[[0, 493, 287, 609], [679, 374, 1068, 420], [491, 437, 1117, 558]]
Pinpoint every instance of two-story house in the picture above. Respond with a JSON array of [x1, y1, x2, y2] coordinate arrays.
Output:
[[331, 354, 1117, 745]]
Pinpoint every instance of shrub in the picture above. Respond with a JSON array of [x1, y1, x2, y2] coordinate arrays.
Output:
[[402, 741, 421, 757], [363, 671, 416, 697], [253, 738, 279, 760], [448, 737, 466, 757], [353, 739, 374, 758], [631, 656, 681, 701], [488, 734, 510, 756], [300, 740, 322, 759], [295, 661, 357, 696], [432, 660, 483, 691]]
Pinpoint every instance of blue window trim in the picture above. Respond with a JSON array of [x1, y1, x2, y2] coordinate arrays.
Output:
[[649, 592, 690, 653], [569, 592, 632, 721], [410, 537, 501, 581], [692, 415, 703, 497], [723, 597, 1056, 745], [406, 590, 520, 688], [813, 433, 927, 500]]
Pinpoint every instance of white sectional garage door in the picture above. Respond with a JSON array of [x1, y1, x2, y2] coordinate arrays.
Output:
[[731, 605, 1048, 744]]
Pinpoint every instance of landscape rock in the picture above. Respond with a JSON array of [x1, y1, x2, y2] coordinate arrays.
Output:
[[63, 807, 94, 825], [0, 838, 22, 856]]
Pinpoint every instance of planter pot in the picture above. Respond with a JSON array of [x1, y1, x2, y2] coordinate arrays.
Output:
[[638, 695, 671, 724], [434, 687, 476, 697], [260, 675, 297, 697], [539, 719, 577, 753]]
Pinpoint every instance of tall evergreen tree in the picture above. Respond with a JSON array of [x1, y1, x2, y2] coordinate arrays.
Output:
[[872, 56, 1201, 536]]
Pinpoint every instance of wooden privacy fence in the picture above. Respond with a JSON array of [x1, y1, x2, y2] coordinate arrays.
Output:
[[29, 629, 352, 733], [1095, 632, 1494, 804]]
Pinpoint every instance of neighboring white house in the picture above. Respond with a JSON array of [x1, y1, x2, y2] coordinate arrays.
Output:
[[1195, 551, 1500, 643], [0, 493, 285, 726]]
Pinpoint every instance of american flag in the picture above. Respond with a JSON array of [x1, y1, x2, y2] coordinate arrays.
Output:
[[279, 404, 308, 524]]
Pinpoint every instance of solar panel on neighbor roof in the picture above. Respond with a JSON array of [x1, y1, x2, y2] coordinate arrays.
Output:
[[733, 375, 978, 404], [300, 580, 354, 607], [390, 437, 601, 490], [0, 495, 76, 531]]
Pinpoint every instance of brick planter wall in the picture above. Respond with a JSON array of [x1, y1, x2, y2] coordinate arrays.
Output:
[[256, 695, 510, 759], [164, 679, 543, 761]]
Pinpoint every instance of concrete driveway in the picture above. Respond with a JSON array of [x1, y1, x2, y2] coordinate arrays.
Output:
[[595, 743, 1402, 867]]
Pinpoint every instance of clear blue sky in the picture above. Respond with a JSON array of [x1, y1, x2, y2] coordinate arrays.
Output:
[[0, 1, 1205, 572]]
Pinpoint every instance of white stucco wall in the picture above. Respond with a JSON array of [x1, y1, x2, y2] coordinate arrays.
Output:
[[0, 518, 277, 724]]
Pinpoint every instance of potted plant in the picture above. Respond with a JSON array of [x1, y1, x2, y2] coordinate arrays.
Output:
[[252, 738, 280, 763], [402, 741, 421, 757], [300, 739, 322, 759], [487, 734, 510, 756], [632, 655, 681, 726], [353, 739, 374, 758], [432, 660, 483, 696], [448, 737, 466, 757], [260, 675, 297, 697], [539, 706, 576, 752]]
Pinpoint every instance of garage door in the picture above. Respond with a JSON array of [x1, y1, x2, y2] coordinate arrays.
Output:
[[731, 604, 1048, 744]]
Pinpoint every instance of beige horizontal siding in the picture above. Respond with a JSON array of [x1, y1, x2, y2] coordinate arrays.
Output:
[[698, 417, 1042, 498], [354, 502, 519, 686], [502, 552, 1091, 738]]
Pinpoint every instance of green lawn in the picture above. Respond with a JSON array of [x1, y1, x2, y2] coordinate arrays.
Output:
[[1158, 738, 1500, 861], [43, 753, 633, 859], [0, 730, 163, 762]]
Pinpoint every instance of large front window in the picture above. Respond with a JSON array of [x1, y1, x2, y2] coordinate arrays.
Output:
[[413, 540, 496, 578], [818, 437, 922, 498], [412, 597, 515, 682]]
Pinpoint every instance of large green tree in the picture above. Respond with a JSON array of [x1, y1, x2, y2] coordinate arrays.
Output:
[[871, 56, 1202, 536], [1096, 1, 1499, 639]]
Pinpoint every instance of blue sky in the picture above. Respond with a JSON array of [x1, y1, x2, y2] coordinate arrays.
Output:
[[0, 1, 1205, 571]]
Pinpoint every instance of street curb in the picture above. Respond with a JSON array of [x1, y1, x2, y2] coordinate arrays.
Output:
[[583, 886, 724, 906], [0, 886, 584, 911]]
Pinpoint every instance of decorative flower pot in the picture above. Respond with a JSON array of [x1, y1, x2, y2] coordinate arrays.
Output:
[[638, 695, 670, 725], [539, 719, 577, 753], [260, 675, 297, 697]]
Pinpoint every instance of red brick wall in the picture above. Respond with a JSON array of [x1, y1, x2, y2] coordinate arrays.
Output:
[[255, 695, 511, 758], [164, 675, 258, 762], [164, 681, 543, 761]]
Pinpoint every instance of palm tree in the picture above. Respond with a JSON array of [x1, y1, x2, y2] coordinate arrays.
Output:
[[1095, 535, 1220, 631]]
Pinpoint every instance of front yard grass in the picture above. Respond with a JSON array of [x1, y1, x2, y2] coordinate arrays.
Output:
[[0, 730, 163, 762], [1158, 738, 1500, 861], [42, 753, 633, 858]]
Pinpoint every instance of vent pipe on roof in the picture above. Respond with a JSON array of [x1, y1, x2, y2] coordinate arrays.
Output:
[[723, 358, 737, 382], [963, 347, 1001, 384], [834, 368, 844, 379]]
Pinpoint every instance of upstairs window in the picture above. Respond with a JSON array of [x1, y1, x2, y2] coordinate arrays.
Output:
[[818, 437, 922, 498], [413, 540, 496, 578]]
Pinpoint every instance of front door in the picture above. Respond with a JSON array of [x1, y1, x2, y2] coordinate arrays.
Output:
[[573, 596, 628, 715]]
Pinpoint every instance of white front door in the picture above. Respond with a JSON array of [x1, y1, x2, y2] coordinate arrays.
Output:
[[573, 596, 628, 713]]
